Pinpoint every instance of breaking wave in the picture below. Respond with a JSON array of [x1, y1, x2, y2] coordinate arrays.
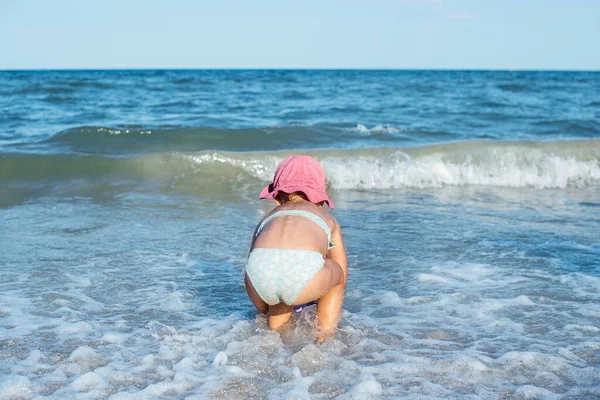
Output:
[[2, 140, 599, 192]]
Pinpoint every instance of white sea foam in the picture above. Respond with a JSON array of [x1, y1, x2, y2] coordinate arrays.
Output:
[[322, 148, 600, 189], [2, 261, 599, 399], [0, 376, 35, 399], [355, 123, 402, 134]]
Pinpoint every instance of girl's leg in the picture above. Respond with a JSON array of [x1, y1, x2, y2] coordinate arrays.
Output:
[[316, 281, 345, 340], [268, 303, 293, 329], [246, 274, 292, 330], [293, 258, 343, 305], [293, 258, 345, 337], [245, 274, 268, 314]]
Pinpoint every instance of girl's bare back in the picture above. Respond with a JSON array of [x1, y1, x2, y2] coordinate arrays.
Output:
[[252, 201, 334, 255]]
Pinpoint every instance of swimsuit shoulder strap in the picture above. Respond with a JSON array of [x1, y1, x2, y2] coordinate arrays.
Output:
[[256, 210, 336, 249]]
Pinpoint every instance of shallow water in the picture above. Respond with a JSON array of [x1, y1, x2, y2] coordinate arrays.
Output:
[[1, 70, 599, 398]]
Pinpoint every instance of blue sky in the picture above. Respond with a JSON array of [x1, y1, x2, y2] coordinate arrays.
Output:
[[1, 0, 598, 70]]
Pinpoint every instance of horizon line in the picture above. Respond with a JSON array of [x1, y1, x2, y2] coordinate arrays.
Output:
[[1, 67, 599, 73]]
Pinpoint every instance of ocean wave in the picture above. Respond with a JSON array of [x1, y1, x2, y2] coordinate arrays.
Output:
[[189, 140, 600, 190], [354, 124, 402, 134], [4, 140, 599, 192], [40, 124, 420, 154], [43, 126, 338, 153]]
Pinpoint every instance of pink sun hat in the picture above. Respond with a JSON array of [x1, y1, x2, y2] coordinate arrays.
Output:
[[259, 155, 334, 209]]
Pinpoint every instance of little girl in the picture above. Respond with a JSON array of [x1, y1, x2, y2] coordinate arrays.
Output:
[[245, 155, 348, 339]]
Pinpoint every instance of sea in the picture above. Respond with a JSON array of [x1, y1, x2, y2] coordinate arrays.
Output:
[[0, 70, 599, 399]]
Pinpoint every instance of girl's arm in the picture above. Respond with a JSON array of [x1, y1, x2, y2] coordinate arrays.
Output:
[[328, 219, 348, 285]]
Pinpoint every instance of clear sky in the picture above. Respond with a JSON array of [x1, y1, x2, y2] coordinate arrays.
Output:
[[1, 0, 598, 70]]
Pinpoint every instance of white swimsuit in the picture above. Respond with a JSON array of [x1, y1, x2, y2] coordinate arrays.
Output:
[[245, 210, 335, 306]]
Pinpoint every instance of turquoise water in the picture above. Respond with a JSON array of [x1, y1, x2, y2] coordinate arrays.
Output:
[[1, 70, 599, 398]]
